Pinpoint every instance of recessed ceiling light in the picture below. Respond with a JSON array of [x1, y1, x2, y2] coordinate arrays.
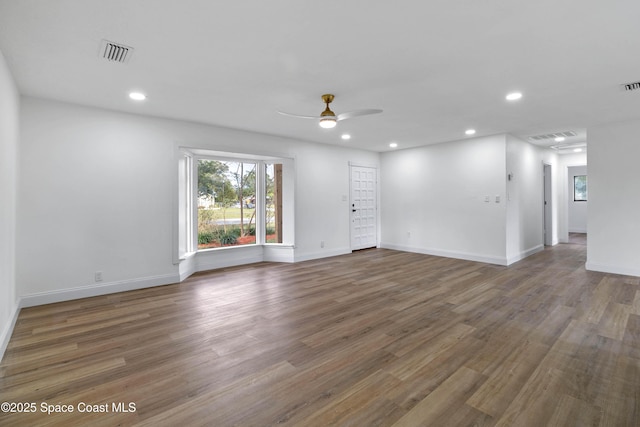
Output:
[[389, 142, 398, 148], [505, 92, 522, 101], [341, 134, 351, 140], [555, 136, 565, 142], [574, 148, 583, 153], [129, 92, 146, 101], [465, 129, 476, 135]]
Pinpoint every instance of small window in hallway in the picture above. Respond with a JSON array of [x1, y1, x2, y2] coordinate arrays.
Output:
[[574, 175, 587, 201]]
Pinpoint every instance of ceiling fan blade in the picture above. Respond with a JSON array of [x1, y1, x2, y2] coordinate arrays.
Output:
[[277, 111, 320, 120], [337, 109, 383, 121]]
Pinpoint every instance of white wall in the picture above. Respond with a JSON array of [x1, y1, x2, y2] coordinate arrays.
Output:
[[567, 165, 588, 233], [505, 135, 554, 263], [17, 97, 378, 304], [587, 120, 640, 277], [380, 135, 508, 265], [0, 50, 20, 360], [292, 143, 360, 260], [380, 133, 560, 266]]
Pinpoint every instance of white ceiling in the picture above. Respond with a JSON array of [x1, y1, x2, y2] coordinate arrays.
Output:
[[1, 0, 639, 152]]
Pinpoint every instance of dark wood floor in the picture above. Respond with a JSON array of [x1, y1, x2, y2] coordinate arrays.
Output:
[[568, 232, 587, 245], [1, 243, 638, 426]]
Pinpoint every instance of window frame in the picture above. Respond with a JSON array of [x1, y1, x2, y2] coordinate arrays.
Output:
[[196, 157, 261, 249], [573, 175, 587, 202], [178, 147, 291, 255]]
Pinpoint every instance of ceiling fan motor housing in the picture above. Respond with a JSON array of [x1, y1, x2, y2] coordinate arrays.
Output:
[[321, 94, 336, 118]]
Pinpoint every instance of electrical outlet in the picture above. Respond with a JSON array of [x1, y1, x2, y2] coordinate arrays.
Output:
[[95, 271, 103, 282], [320, 241, 324, 248]]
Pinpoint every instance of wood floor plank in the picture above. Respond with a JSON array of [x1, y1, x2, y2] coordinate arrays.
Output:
[[597, 352, 640, 426], [494, 367, 569, 427], [623, 313, 640, 359], [546, 394, 602, 427], [583, 277, 616, 324], [133, 360, 298, 427], [466, 338, 550, 417], [385, 323, 476, 381], [390, 366, 487, 427], [299, 369, 403, 426], [1, 243, 639, 426], [597, 302, 632, 341], [384, 334, 487, 412]]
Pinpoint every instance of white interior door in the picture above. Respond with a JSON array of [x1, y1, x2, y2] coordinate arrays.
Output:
[[350, 165, 377, 250]]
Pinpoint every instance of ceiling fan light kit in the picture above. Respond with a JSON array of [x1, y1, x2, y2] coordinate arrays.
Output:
[[319, 117, 337, 128], [278, 93, 382, 129]]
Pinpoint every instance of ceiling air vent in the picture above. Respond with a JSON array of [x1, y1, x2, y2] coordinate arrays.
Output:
[[527, 131, 577, 142], [99, 39, 134, 64], [622, 81, 640, 91]]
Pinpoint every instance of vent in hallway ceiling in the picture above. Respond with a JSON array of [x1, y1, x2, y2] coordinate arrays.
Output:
[[99, 39, 134, 64], [527, 131, 577, 142], [622, 81, 640, 91]]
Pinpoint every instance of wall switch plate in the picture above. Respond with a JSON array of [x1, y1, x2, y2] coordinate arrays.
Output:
[[95, 271, 103, 282]]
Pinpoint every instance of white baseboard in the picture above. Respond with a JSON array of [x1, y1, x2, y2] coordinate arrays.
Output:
[[380, 243, 508, 266], [506, 244, 544, 265], [294, 247, 352, 263], [0, 300, 21, 363], [263, 245, 295, 263], [20, 273, 181, 308], [193, 244, 265, 272], [586, 261, 640, 278], [179, 255, 197, 282]]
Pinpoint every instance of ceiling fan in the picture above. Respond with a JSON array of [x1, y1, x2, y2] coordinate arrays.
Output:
[[278, 94, 382, 129]]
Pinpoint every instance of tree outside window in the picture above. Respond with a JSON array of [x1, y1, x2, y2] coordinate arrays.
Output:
[[197, 159, 257, 248], [574, 175, 587, 201]]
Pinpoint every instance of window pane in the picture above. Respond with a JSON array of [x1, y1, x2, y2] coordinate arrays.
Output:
[[265, 163, 283, 243], [197, 159, 256, 249], [574, 175, 587, 201]]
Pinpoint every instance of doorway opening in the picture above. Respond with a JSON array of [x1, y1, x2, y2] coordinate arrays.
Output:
[[567, 165, 588, 246]]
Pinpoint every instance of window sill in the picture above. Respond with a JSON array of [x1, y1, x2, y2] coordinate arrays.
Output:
[[178, 251, 197, 261]]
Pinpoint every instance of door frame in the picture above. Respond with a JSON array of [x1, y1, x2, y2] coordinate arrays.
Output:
[[543, 163, 553, 246], [349, 162, 379, 251]]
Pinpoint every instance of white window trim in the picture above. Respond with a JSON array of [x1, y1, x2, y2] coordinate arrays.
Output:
[[177, 147, 293, 258], [176, 148, 196, 262]]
